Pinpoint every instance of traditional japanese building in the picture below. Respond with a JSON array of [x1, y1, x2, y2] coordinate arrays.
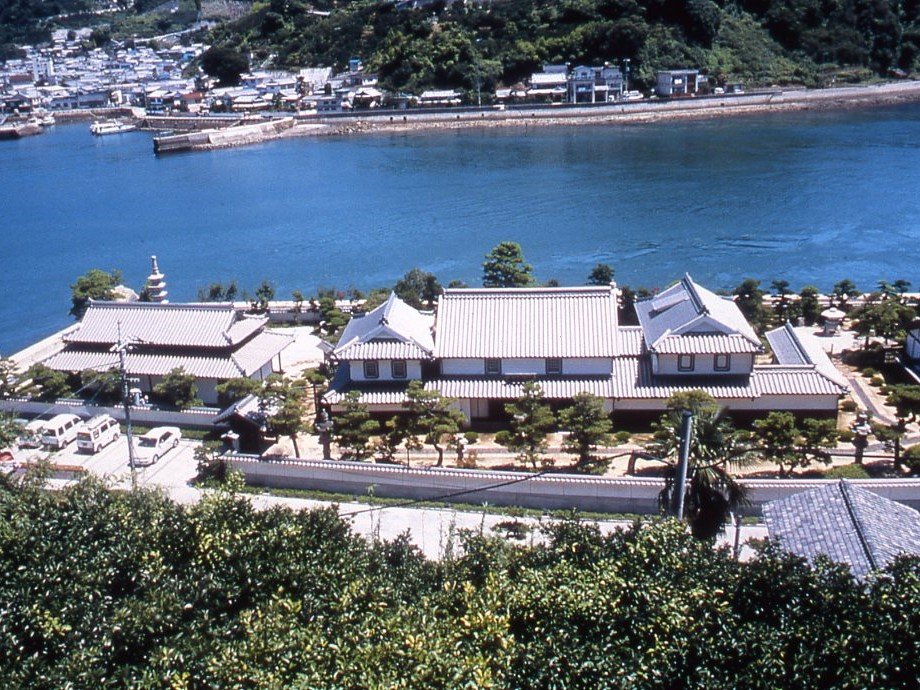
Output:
[[42, 301, 293, 405], [326, 275, 848, 424]]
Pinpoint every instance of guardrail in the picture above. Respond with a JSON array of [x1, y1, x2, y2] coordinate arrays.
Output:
[[227, 454, 920, 515]]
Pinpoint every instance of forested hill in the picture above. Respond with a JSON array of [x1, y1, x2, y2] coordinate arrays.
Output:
[[204, 0, 920, 93]]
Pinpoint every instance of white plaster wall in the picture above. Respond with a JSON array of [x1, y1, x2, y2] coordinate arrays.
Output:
[[441, 358, 611, 376], [349, 360, 422, 382], [655, 353, 754, 376], [563, 358, 612, 375], [441, 358, 487, 375]]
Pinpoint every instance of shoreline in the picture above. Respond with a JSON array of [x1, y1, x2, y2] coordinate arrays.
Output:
[[152, 80, 920, 153]]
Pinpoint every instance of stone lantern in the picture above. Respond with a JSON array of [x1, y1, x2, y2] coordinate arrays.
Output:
[[821, 307, 846, 336]]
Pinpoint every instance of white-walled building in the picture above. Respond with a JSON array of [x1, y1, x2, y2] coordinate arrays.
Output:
[[326, 275, 848, 424], [42, 302, 293, 406]]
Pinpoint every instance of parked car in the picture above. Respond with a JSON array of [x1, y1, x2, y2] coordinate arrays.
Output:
[[76, 414, 120, 454], [41, 413, 83, 450], [17, 419, 45, 449], [133, 426, 181, 467]]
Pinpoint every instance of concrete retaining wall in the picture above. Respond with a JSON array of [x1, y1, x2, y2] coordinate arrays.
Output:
[[0, 398, 220, 429], [227, 455, 920, 515]]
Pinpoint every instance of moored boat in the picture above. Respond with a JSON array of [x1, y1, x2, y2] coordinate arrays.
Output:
[[90, 120, 137, 135]]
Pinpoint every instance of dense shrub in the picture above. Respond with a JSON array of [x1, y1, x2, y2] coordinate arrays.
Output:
[[0, 479, 916, 688], [824, 463, 871, 479]]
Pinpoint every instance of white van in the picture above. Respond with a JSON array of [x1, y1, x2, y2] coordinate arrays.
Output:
[[41, 413, 83, 449], [76, 414, 120, 454], [17, 419, 46, 449]]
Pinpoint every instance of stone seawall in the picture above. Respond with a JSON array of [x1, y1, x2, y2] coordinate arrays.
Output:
[[152, 118, 294, 154]]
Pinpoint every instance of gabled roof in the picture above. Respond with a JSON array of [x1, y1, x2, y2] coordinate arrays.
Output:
[[333, 293, 434, 361], [635, 275, 761, 355], [45, 331, 292, 379], [765, 323, 849, 389], [435, 286, 619, 359], [764, 481, 920, 580], [64, 301, 266, 349]]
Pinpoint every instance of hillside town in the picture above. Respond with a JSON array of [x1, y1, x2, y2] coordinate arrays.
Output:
[[1, 29, 719, 118]]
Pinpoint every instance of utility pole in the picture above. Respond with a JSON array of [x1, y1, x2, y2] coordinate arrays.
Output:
[[623, 58, 631, 96], [673, 410, 693, 520], [114, 323, 137, 489]]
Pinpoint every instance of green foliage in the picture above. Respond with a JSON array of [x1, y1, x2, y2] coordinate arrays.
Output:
[[194, 440, 227, 482], [482, 241, 534, 288], [25, 363, 72, 401], [70, 268, 123, 319], [404, 380, 465, 466], [153, 367, 201, 409], [498, 381, 556, 468], [824, 463, 871, 479], [798, 285, 822, 326], [197, 280, 239, 302], [587, 263, 614, 285], [648, 402, 754, 537], [886, 384, 920, 422], [200, 45, 249, 85], [333, 391, 380, 460], [852, 295, 917, 342], [0, 481, 917, 687], [394, 268, 442, 309], [558, 392, 612, 470], [263, 374, 309, 456], [754, 412, 839, 476], [214, 376, 262, 407], [0, 413, 23, 449], [0, 355, 22, 399], [316, 296, 350, 338], [732, 278, 769, 331], [904, 444, 920, 474], [80, 367, 121, 405], [251, 279, 275, 312]]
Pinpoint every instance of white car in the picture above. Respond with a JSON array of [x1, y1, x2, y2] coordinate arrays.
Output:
[[133, 426, 181, 467]]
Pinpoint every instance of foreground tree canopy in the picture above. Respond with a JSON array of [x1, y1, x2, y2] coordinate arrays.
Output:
[[0, 479, 916, 688]]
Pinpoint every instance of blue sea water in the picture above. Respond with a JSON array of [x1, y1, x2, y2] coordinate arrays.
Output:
[[1, 105, 919, 353]]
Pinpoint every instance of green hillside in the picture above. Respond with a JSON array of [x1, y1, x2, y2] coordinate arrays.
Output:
[[204, 0, 920, 94]]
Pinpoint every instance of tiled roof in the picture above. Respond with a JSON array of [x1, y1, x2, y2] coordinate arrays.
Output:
[[617, 327, 645, 355], [45, 349, 241, 379], [44, 331, 291, 380], [231, 331, 294, 376], [611, 357, 758, 399], [766, 323, 849, 389], [334, 340, 431, 361], [764, 481, 920, 579], [334, 293, 434, 360], [653, 334, 761, 355], [435, 286, 619, 358], [64, 301, 266, 348], [431, 377, 613, 400], [610, 358, 844, 400], [635, 275, 760, 354], [752, 365, 846, 397]]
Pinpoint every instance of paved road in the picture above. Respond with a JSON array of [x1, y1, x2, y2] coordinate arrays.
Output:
[[17, 438, 767, 560]]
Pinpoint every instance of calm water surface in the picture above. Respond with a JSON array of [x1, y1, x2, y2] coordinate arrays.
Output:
[[2, 105, 919, 352]]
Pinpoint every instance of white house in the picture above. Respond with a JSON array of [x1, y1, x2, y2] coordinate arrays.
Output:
[[42, 301, 293, 406], [326, 275, 847, 424]]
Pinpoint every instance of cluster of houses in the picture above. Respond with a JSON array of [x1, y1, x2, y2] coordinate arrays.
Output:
[[325, 276, 848, 425], [32, 263, 848, 425], [1, 27, 732, 117], [0, 30, 206, 114]]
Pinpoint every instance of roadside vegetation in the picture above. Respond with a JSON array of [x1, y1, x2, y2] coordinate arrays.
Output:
[[0, 475, 916, 688]]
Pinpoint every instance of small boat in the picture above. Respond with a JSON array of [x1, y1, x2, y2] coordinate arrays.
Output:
[[0, 120, 43, 140], [39, 115, 55, 126], [90, 119, 137, 135]]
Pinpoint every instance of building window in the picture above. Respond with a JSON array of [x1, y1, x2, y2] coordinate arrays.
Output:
[[363, 360, 379, 379], [714, 354, 730, 371], [485, 358, 501, 376], [391, 360, 407, 379], [678, 354, 695, 372], [546, 358, 563, 375]]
